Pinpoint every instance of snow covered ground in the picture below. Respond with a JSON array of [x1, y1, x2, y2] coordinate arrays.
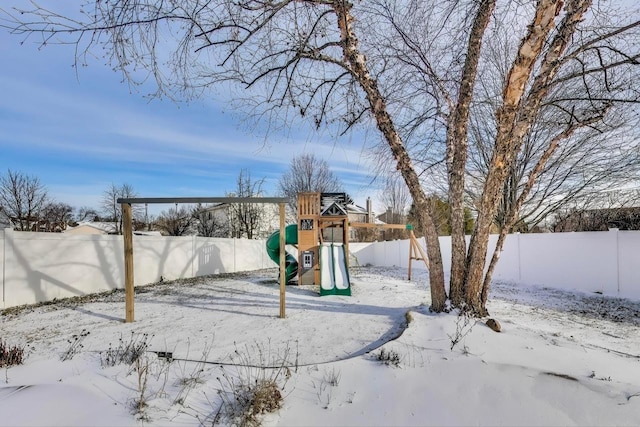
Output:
[[1, 266, 639, 426]]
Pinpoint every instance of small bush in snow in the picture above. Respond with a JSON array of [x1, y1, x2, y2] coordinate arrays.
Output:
[[214, 341, 293, 427], [449, 309, 476, 351], [323, 367, 341, 387], [376, 348, 401, 367], [60, 329, 90, 361], [132, 355, 151, 419], [0, 339, 24, 368], [101, 332, 152, 368], [173, 339, 211, 405]]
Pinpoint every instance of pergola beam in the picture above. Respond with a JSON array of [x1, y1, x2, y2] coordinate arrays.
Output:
[[117, 197, 288, 204], [349, 222, 411, 230]]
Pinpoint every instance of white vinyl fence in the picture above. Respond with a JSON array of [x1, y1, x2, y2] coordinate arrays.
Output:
[[2, 228, 639, 309], [350, 229, 640, 301], [1, 229, 273, 309]]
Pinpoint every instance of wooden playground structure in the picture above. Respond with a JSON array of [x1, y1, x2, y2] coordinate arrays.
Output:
[[117, 193, 430, 323], [294, 192, 430, 290]]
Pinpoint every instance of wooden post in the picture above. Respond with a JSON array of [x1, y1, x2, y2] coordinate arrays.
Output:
[[122, 203, 135, 323], [408, 232, 414, 281], [279, 202, 286, 318], [408, 230, 430, 281], [344, 218, 350, 267]]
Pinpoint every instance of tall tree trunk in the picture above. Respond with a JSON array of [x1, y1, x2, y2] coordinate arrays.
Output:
[[481, 109, 608, 306], [466, 0, 593, 315], [464, 0, 565, 316], [447, 0, 496, 308], [333, 0, 447, 310]]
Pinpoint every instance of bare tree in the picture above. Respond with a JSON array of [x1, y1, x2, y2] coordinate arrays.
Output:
[[100, 183, 140, 234], [279, 153, 343, 211], [191, 203, 229, 237], [75, 206, 100, 223], [408, 197, 474, 237], [40, 202, 74, 232], [465, 15, 640, 235], [156, 205, 193, 236], [0, 169, 48, 231], [378, 0, 640, 313], [551, 188, 640, 232], [379, 175, 411, 222], [227, 169, 267, 239], [377, 175, 410, 240], [4, 1, 639, 315]]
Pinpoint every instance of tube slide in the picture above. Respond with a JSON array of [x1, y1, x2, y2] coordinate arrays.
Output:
[[319, 243, 351, 296], [265, 224, 298, 283]]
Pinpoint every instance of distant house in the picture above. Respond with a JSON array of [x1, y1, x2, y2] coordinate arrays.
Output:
[[346, 199, 380, 242], [318, 196, 380, 243], [64, 222, 118, 235], [200, 202, 280, 239], [346, 201, 372, 224]]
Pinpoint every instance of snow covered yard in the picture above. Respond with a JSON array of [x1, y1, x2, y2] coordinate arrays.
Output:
[[1, 266, 639, 426]]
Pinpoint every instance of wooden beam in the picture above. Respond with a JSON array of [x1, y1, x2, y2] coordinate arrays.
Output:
[[350, 222, 410, 230], [122, 203, 135, 323], [117, 196, 288, 204], [279, 202, 286, 319]]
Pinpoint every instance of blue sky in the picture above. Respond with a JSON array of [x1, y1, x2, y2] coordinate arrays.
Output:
[[0, 4, 381, 217]]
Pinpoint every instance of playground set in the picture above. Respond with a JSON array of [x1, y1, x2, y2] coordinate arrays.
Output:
[[265, 192, 430, 296], [117, 193, 428, 322]]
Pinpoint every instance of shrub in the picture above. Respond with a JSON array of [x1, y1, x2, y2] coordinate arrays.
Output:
[[376, 348, 401, 367], [215, 342, 293, 427], [0, 339, 24, 368], [101, 332, 152, 368], [60, 329, 90, 361]]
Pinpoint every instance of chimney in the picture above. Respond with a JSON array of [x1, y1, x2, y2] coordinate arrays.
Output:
[[366, 197, 373, 223]]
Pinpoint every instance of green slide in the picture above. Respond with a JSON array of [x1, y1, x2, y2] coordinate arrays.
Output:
[[266, 224, 298, 283]]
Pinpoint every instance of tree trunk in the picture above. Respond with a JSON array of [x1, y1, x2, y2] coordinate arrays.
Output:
[[447, 0, 496, 308], [464, 0, 564, 316], [333, 1, 447, 310], [481, 107, 607, 306]]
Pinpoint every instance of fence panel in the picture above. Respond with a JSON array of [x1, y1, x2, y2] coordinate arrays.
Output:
[[3, 228, 639, 309], [355, 230, 639, 300], [618, 231, 640, 300], [134, 235, 195, 283], [1, 229, 5, 307], [518, 231, 617, 295], [1, 230, 272, 309], [3, 229, 123, 308]]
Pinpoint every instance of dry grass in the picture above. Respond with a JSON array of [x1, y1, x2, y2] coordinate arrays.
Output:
[[214, 341, 293, 427], [0, 339, 24, 368]]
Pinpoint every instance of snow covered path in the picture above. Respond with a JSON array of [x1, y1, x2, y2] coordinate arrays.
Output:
[[1, 267, 639, 426]]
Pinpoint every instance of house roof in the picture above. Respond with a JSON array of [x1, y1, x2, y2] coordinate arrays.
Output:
[[346, 204, 368, 214], [64, 222, 117, 234]]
